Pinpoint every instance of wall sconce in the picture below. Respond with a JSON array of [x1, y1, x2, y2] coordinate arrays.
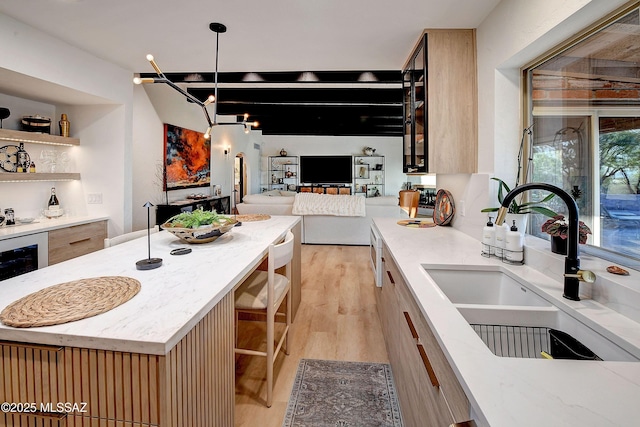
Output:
[[224, 146, 230, 160]]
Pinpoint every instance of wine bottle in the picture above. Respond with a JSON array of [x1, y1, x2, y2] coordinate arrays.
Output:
[[48, 187, 60, 207]]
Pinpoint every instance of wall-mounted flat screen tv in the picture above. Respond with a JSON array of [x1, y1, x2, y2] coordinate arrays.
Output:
[[164, 123, 211, 190], [300, 155, 353, 184]]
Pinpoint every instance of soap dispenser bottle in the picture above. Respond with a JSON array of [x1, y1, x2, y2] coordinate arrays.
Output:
[[494, 221, 508, 258], [505, 220, 524, 262], [482, 215, 495, 255]]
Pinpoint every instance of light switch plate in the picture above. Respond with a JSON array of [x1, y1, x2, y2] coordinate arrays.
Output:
[[88, 193, 103, 204]]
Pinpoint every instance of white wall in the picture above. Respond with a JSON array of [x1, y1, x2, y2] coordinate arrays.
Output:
[[448, 0, 630, 240], [261, 135, 403, 196], [132, 84, 262, 230], [0, 13, 133, 237]]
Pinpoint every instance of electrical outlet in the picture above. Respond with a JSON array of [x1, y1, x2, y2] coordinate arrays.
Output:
[[88, 193, 103, 204], [459, 200, 466, 217]]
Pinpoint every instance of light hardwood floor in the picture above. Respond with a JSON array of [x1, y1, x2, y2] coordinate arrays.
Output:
[[234, 244, 389, 426]]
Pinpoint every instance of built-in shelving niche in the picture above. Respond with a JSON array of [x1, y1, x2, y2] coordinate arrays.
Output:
[[0, 128, 80, 182]]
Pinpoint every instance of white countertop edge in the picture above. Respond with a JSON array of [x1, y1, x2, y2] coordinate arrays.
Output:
[[0, 216, 300, 356], [373, 218, 640, 427], [0, 215, 109, 239]]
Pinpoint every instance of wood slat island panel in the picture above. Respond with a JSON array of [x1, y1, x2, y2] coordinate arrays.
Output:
[[0, 291, 234, 427]]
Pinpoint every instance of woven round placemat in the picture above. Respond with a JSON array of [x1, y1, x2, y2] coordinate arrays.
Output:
[[236, 214, 271, 222], [0, 276, 141, 328]]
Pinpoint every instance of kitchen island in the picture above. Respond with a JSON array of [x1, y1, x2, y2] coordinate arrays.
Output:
[[0, 215, 301, 427], [373, 217, 640, 427]]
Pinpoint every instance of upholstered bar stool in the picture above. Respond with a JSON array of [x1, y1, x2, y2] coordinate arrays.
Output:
[[399, 190, 420, 218], [104, 225, 159, 248], [234, 229, 294, 407]]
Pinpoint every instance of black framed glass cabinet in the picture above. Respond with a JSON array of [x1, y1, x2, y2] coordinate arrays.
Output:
[[403, 34, 428, 174]]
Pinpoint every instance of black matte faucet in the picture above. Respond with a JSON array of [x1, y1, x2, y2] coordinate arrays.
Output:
[[495, 183, 595, 301]]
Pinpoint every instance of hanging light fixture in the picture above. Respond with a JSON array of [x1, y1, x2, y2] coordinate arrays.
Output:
[[209, 22, 258, 133], [133, 55, 215, 138], [133, 22, 257, 139]]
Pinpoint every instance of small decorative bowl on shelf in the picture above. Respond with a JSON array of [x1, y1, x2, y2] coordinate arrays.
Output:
[[161, 210, 237, 244], [44, 208, 64, 218]]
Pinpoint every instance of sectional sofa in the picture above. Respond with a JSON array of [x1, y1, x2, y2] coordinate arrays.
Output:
[[236, 190, 405, 245]]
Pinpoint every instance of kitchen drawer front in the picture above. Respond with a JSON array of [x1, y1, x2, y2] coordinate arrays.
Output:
[[379, 246, 441, 427], [0, 341, 66, 409], [394, 274, 470, 423], [48, 220, 107, 265]]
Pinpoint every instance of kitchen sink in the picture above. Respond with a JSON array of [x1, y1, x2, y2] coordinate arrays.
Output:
[[421, 264, 640, 362], [422, 265, 551, 307], [456, 305, 639, 361]]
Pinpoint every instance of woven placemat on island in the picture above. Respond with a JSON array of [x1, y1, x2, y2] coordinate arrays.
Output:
[[0, 276, 141, 328], [397, 219, 437, 228], [236, 214, 271, 222]]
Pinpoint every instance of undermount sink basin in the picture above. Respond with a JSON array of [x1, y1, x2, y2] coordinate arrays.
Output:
[[422, 265, 551, 307], [456, 305, 639, 361], [421, 264, 640, 361]]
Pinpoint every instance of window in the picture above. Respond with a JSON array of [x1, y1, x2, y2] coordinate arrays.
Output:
[[525, 4, 640, 263]]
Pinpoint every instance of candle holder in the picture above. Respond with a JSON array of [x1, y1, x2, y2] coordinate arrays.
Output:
[[136, 202, 163, 270]]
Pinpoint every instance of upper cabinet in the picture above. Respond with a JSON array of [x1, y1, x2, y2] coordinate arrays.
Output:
[[402, 29, 477, 174], [403, 36, 427, 173]]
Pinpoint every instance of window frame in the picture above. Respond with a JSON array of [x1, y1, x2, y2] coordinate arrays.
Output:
[[522, 1, 640, 268]]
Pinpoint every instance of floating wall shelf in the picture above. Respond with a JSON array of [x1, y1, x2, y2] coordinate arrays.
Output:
[[0, 173, 80, 182], [0, 129, 80, 147]]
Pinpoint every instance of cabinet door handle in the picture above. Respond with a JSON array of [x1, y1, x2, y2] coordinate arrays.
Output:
[[381, 256, 385, 263], [386, 270, 395, 285], [403, 311, 419, 340], [70, 237, 91, 245], [417, 343, 440, 388]]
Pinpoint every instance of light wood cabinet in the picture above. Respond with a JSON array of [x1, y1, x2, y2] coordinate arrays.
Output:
[[48, 220, 107, 265], [0, 291, 235, 427], [402, 29, 477, 174], [376, 244, 471, 427]]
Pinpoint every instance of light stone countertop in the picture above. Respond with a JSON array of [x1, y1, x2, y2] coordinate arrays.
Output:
[[0, 215, 300, 355], [373, 217, 640, 427], [0, 215, 109, 239]]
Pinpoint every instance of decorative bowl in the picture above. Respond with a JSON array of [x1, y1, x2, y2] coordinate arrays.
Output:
[[44, 208, 64, 218], [17, 217, 35, 224], [162, 217, 237, 244]]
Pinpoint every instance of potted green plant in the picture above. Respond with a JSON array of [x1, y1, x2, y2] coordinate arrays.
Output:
[[481, 177, 558, 233], [482, 178, 558, 216], [541, 214, 592, 254]]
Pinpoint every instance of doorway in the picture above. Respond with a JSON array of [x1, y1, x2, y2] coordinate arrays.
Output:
[[234, 153, 247, 213]]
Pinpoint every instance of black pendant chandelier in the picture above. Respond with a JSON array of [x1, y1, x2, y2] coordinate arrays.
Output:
[[133, 22, 257, 139]]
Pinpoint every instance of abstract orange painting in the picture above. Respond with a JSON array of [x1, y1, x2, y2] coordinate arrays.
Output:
[[163, 123, 211, 190]]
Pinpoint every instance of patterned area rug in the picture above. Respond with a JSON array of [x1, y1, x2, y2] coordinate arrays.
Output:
[[282, 359, 403, 427]]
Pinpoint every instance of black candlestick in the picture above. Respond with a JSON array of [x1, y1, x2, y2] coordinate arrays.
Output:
[[136, 201, 163, 270]]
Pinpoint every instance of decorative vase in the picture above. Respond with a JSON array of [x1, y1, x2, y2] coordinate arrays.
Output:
[[550, 236, 568, 255], [59, 113, 70, 137], [279, 148, 287, 156]]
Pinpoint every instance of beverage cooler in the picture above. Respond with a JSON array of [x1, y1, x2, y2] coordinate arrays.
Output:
[[0, 232, 48, 281]]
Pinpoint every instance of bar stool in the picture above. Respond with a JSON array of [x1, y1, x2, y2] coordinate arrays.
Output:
[[234, 229, 294, 407]]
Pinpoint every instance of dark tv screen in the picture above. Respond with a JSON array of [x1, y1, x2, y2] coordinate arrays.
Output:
[[300, 155, 353, 184]]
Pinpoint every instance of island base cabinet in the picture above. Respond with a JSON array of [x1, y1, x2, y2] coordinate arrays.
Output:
[[376, 244, 470, 427], [0, 292, 235, 427]]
